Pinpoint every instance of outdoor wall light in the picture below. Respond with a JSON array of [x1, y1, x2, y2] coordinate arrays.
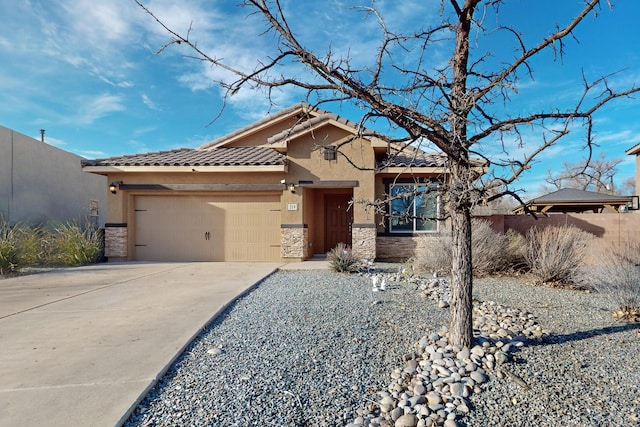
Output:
[[109, 181, 123, 194], [289, 183, 296, 193]]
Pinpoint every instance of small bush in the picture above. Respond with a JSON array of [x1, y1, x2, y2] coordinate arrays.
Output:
[[0, 218, 44, 274], [525, 225, 593, 285], [412, 230, 451, 275], [412, 219, 517, 277], [46, 221, 104, 266], [0, 218, 19, 274], [504, 228, 528, 272], [327, 242, 361, 273], [14, 224, 43, 266], [470, 219, 510, 277], [578, 242, 640, 320]]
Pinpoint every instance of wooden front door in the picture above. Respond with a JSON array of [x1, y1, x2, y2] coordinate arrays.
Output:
[[325, 194, 353, 251]]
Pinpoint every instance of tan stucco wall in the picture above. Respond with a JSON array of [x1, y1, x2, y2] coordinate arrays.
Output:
[[0, 126, 107, 225], [284, 128, 376, 225], [104, 171, 285, 225]]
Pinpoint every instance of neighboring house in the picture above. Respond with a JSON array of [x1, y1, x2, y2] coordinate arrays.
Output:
[[626, 142, 640, 195], [0, 126, 107, 226], [82, 103, 451, 262]]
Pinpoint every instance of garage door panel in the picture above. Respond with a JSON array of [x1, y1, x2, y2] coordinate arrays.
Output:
[[134, 194, 280, 262]]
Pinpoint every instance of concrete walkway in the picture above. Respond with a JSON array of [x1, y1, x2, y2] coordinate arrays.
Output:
[[0, 262, 286, 427]]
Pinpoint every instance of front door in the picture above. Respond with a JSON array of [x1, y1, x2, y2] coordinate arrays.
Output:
[[325, 194, 353, 251]]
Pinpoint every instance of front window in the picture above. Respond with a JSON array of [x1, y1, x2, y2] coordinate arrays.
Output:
[[389, 183, 439, 233]]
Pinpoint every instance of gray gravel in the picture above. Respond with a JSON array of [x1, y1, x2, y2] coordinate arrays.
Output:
[[125, 267, 446, 427], [124, 268, 640, 427], [467, 277, 640, 427]]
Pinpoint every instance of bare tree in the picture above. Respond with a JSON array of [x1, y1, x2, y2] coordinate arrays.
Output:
[[136, 0, 640, 347], [621, 176, 636, 196], [543, 152, 624, 194]]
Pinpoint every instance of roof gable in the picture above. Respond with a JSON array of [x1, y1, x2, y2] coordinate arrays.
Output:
[[199, 103, 313, 150], [199, 102, 389, 151]]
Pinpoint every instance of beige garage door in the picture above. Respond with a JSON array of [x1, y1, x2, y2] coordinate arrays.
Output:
[[134, 194, 281, 261]]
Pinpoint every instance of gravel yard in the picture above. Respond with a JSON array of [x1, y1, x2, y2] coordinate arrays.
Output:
[[124, 267, 640, 427]]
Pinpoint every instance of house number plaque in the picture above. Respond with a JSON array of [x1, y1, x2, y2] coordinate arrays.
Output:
[[287, 203, 298, 211]]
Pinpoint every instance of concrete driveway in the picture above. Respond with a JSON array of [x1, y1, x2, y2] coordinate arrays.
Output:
[[0, 262, 281, 427]]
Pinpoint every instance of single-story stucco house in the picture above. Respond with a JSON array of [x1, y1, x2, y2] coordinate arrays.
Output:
[[82, 103, 452, 262]]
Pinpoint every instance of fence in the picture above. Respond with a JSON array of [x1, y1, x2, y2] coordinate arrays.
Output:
[[478, 212, 640, 249]]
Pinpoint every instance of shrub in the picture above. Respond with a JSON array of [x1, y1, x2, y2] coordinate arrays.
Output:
[[0, 218, 19, 274], [327, 242, 361, 273], [0, 218, 44, 274], [470, 219, 510, 277], [14, 223, 43, 266], [46, 221, 104, 266], [412, 230, 451, 275], [504, 228, 528, 272], [578, 241, 640, 320], [412, 219, 517, 277], [525, 225, 593, 285]]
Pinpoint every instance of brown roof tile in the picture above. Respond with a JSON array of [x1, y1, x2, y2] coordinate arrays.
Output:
[[84, 147, 287, 167], [379, 152, 448, 168]]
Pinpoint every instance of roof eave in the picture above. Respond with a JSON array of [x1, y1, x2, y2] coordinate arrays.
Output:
[[376, 166, 449, 175], [626, 142, 640, 155]]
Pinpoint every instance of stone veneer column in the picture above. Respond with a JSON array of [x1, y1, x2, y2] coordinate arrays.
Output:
[[351, 224, 376, 260], [281, 225, 308, 259], [104, 224, 128, 259]]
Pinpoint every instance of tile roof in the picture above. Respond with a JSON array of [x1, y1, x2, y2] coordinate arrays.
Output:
[[83, 147, 287, 167], [379, 152, 448, 168], [528, 188, 631, 203]]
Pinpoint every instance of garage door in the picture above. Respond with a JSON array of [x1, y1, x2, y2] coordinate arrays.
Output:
[[134, 194, 281, 261]]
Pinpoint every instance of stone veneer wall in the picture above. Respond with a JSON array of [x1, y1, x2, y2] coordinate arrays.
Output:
[[376, 234, 439, 261], [281, 227, 308, 259], [351, 225, 376, 260], [104, 225, 128, 258]]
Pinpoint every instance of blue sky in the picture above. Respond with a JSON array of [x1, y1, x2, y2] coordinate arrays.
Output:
[[1, 0, 639, 198]]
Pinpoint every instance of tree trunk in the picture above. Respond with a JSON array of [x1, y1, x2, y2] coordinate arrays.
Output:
[[448, 189, 473, 348]]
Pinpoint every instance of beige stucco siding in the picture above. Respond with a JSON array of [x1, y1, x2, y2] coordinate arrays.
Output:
[[105, 171, 285, 225], [283, 129, 376, 225]]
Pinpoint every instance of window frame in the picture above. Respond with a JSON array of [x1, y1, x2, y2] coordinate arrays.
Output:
[[387, 180, 441, 234]]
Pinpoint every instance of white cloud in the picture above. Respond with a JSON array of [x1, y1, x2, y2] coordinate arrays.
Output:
[[72, 93, 126, 125], [141, 93, 160, 110], [76, 149, 108, 158]]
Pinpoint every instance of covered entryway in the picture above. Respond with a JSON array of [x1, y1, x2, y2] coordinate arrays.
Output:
[[133, 194, 281, 261]]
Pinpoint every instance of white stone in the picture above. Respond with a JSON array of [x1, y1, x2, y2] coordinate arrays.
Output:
[[470, 370, 488, 384], [426, 391, 441, 405], [395, 414, 418, 427]]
